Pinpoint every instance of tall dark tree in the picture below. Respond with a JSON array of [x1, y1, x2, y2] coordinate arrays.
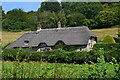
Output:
[[61, 2, 103, 19], [2, 9, 28, 31], [0, 6, 2, 31], [0, 6, 2, 21], [78, 2, 103, 19], [41, 0, 61, 12], [36, 10, 66, 29], [95, 2, 120, 28], [66, 12, 86, 27], [26, 11, 37, 31]]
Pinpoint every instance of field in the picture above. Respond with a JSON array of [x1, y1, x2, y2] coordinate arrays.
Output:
[[2, 31, 29, 46], [2, 27, 119, 46], [92, 27, 119, 40], [2, 61, 119, 78]]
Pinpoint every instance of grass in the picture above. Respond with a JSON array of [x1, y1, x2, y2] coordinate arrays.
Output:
[[2, 61, 119, 78], [92, 27, 119, 41], [2, 31, 29, 46], [2, 27, 119, 46]]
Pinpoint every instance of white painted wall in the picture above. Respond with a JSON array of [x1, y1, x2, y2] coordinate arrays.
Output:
[[86, 38, 96, 51]]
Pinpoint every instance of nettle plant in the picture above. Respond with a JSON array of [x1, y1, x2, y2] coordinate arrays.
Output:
[[96, 48, 119, 78], [96, 48, 106, 78]]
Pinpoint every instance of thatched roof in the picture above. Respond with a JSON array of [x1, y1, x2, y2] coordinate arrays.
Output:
[[5, 26, 97, 49]]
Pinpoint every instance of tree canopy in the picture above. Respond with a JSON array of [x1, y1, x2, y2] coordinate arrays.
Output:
[[2, 9, 28, 31], [2, 2, 120, 31], [41, 0, 61, 12]]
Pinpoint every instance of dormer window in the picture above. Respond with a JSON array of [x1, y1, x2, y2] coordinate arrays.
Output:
[[24, 40, 29, 45], [56, 40, 65, 45], [38, 43, 47, 48]]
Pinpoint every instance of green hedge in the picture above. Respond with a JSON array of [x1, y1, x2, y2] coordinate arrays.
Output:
[[102, 35, 116, 43], [2, 43, 120, 64], [93, 43, 120, 62], [93, 43, 120, 51]]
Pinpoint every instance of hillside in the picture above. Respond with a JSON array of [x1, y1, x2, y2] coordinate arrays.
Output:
[[92, 27, 118, 41], [2, 27, 118, 46], [2, 31, 29, 46]]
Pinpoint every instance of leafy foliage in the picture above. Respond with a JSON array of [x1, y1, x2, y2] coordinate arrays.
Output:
[[2, 59, 120, 78], [95, 10, 119, 28], [93, 43, 120, 62], [2, 9, 29, 31], [3, 43, 120, 63], [2, 43, 120, 79], [41, 0, 61, 12], [2, 2, 120, 31], [66, 12, 86, 27], [36, 11, 66, 29], [102, 35, 116, 43]]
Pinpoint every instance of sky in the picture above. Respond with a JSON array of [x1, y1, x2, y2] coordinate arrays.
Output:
[[2, 2, 41, 13]]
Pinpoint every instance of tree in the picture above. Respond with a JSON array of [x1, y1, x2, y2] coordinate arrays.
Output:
[[95, 10, 119, 28], [77, 2, 103, 19], [66, 12, 86, 27], [0, 6, 2, 21], [0, 6, 5, 20], [61, 2, 103, 19], [55, 11, 67, 27], [0, 6, 2, 31], [2, 9, 28, 31], [37, 5, 67, 29], [37, 11, 57, 29], [82, 19, 98, 29], [26, 11, 38, 31], [41, 0, 61, 12]]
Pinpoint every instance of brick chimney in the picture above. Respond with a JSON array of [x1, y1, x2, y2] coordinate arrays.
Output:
[[37, 24, 41, 31], [57, 21, 61, 28]]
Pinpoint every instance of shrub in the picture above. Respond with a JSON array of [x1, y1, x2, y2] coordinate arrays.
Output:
[[52, 44, 65, 50], [2, 44, 120, 64], [93, 43, 120, 62], [118, 32, 120, 37], [2, 49, 17, 61], [63, 45, 78, 51], [102, 35, 115, 43], [53, 45, 78, 51], [3, 42, 12, 49], [93, 43, 120, 51]]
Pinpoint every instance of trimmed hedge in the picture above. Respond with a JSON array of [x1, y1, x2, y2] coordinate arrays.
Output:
[[93, 43, 120, 51], [102, 35, 116, 43], [2, 43, 120, 64]]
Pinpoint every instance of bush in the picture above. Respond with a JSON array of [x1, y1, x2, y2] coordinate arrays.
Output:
[[53, 44, 65, 50], [63, 45, 78, 51], [111, 25, 120, 28], [93, 43, 120, 62], [102, 35, 115, 43], [117, 32, 120, 37], [93, 43, 120, 51], [3, 44, 120, 64]]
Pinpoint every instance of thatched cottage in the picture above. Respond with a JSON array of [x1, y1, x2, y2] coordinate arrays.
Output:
[[5, 23, 97, 51]]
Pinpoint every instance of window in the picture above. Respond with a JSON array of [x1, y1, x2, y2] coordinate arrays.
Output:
[[56, 40, 65, 45], [24, 40, 29, 45], [38, 43, 47, 48], [37, 47, 52, 52]]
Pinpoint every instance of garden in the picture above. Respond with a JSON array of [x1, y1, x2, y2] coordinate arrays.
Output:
[[1, 43, 120, 79]]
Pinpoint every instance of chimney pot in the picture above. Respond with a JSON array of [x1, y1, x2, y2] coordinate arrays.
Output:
[[58, 21, 61, 28], [37, 24, 41, 31]]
